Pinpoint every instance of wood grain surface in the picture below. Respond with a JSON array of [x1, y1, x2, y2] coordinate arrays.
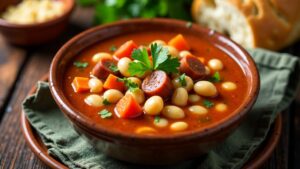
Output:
[[0, 7, 299, 169], [0, 36, 26, 117]]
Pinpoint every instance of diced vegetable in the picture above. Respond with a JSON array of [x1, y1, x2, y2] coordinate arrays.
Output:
[[115, 94, 143, 118], [71, 77, 90, 93], [168, 34, 190, 51], [103, 74, 125, 91], [114, 40, 138, 60]]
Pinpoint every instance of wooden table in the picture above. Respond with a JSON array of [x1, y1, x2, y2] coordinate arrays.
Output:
[[0, 7, 299, 169]]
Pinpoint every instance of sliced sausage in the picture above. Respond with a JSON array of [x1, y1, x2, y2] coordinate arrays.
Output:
[[142, 70, 173, 100], [91, 58, 117, 79], [179, 55, 206, 80]]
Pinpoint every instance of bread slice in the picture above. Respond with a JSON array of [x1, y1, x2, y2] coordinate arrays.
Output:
[[192, 0, 300, 50]]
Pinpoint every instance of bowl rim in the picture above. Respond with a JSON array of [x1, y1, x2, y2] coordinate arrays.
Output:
[[0, 0, 75, 28], [49, 18, 260, 143]]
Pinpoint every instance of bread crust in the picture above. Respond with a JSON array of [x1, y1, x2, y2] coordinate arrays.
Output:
[[192, 0, 300, 50]]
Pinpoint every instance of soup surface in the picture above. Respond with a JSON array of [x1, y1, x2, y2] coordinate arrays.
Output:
[[63, 31, 248, 135]]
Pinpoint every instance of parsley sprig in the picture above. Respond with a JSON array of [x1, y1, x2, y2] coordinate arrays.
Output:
[[209, 72, 221, 83], [73, 61, 88, 68], [154, 116, 161, 123], [109, 64, 119, 73], [102, 99, 111, 106], [203, 100, 214, 108], [118, 77, 139, 92], [128, 43, 180, 77], [178, 74, 187, 86], [98, 109, 112, 119], [109, 45, 117, 52]]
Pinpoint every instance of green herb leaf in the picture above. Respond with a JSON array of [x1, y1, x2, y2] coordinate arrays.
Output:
[[151, 43, 168, 69], [102, 99, 111, 106], [98, 109, 112, 119], [154, 116, 160, 123], [209, 72, 221, 83], [203, 100, 214, 108], [118, 77, 139, 92], [109, 64, 119, 72], [128, 62, 151, 77], [128, 48, 153, 76], [151, 43, 180, 73], [132, 48, 152, 68], [109, 45, 117, 52], [178, 74, 187, 86], [73, 61, 88, 68], [78, 0, 193, 24], [155, 56, 180, 73], [128, 43, 180, 76]]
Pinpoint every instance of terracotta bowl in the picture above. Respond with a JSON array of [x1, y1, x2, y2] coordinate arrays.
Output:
[[0, 0, 74, 45], [49, 19, 260, 165]]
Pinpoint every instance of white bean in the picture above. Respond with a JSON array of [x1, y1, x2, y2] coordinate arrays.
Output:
[[144, 96, 164, 115], [135, 126, 157, 134], [88, 78, 103, 93], [166, 45, 179, 58], [92, 52, 112, 62], [194, 81, 218, 97], [221, 82, 237, 91], [149, 40, 166, 47], [170, 122, 188, 131], [118, 57, 132, 77], [188, 94, 201, 103], [179, 50, 191, 58], [153, 118, 169, 128], [172, 87, 188, 106], [84, 94, 104, 107], [126, 89, 145, 104], [188, 105, 208, 115], [103, 89, 124, 103], [215, 103, 228, 112], [162, 105, 185, 119], [208, 59, 223, 71], [172, 75, 194, 91], [127, 77, 142, 87], [205, 66, 211, 75]]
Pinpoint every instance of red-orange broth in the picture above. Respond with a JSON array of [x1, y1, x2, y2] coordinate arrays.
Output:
[[63, 31, 248, 135]]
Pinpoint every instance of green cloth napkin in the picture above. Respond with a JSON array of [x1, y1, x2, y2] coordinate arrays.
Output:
[[22, 48, 300, 169]]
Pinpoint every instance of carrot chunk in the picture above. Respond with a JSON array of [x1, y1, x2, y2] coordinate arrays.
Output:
[[168, 34, 191, 51], [103, 74, 125, 91], [71, 77, 90, 93], [114, 40, 138, 60], [115, 94, 143, 118]]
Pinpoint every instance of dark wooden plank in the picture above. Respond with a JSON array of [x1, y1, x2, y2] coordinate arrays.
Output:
[[0, 35, 26, 117], [291, 100, 300, 169], [0, 52, 51, 169], [283, 40, 300, 169], [260, 110, 290, 169]]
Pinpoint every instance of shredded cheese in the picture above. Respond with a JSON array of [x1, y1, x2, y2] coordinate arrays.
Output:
[[2, 0, 64, 24]]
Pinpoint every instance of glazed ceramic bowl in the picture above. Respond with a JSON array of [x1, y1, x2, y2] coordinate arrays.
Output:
[[49, 19, 260, 165], [0, 0, 74, 45]]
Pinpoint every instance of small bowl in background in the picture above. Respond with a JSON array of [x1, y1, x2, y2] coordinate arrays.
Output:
[[0, 0, 75, 46]]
